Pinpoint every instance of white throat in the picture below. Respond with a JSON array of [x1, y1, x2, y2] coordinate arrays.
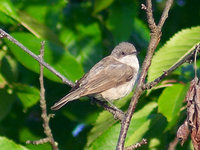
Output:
[[118, 55, 139, 71]]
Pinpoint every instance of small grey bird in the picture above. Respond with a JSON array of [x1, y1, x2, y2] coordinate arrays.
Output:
[[51, 42, 139, 110]]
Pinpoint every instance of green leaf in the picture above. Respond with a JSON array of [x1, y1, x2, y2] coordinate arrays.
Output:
[[106, 0, 137, 43], [5, 32, 84, 83], [93, 0, 114, 14], [60, 23, 103, 72], [158, 84, 188, 124], [0, 55, 18, 83], [0, 88, 15, 121], [0, 0, 19, 21], [0, 11, 16, 24], [75, 23, 103, 71], [86, 111, 116, 148], [86, 102, 157, 150], [0, 73, 6, 87], [132, 18, 150, 49], [23, 5, 48, 24], [0, 51, 7, 87], [0, 0, 62, 45], [148, 26, 200, 82], [0, 136, 28, 150], [14, 84, 40, 109], [17, 11, 62, 45], [125, 102, 158, 146]]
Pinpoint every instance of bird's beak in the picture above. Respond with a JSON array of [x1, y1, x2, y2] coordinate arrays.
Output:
[[135, 51, 139, 55], [131, 51, 139, 55]]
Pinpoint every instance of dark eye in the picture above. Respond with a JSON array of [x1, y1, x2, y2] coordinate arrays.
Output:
[[121, 52, 125, 55]]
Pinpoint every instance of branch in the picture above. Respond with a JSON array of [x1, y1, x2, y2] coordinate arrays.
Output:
[[95, 99, 125, 121], [144, 43, 200, 90], [125, 139, 147, 150], [158, 0, 174, 29], [143, 0, 157, 32], [116, 0, 174, 149], [0, 29, 75, 87], [26, 41, 58, 150]]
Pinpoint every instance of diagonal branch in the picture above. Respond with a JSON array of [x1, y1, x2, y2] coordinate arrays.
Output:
[[0, 29, 75, 87], [116, 0, 174, 149], [144, 43, 200, 90]]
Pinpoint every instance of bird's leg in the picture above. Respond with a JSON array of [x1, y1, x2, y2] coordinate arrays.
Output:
[[89, 96, 96, 105]]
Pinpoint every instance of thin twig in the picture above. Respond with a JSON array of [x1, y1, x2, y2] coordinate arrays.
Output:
[[0, 29, 75, 87], [144, 43, 200, 90], [194, 45, 199, 78], [26, 42, 58, 150], [39, 41, 58, 150], [116, 0, 174, 149], [125, 139, 147, 150], [158, 0, 174, 29], [26, 138, 50, 145]]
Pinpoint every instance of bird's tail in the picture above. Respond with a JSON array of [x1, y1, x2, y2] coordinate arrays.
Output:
[[51, 89, 82, 110]]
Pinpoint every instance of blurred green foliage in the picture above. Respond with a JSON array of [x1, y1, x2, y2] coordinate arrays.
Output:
[[0, 0, 200, 150]]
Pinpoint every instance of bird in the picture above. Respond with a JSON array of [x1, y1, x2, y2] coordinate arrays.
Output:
[[51, 42, 139, 110]]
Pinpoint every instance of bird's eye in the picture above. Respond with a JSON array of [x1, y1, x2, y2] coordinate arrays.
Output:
[[121, 52, 125, 55]]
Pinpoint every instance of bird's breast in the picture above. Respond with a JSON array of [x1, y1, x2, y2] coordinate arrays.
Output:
[[96, 75, 137, 101]]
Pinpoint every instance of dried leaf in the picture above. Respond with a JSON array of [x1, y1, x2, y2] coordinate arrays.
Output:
[[177, 121, 190, 146], [186, 79, 196, 127]]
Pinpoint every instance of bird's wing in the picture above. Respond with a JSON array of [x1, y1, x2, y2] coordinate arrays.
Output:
[[78, 56, 135, 96]]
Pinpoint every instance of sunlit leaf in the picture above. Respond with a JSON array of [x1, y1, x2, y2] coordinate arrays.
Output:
[[0, 11, 15, 24], [125, 102, 159, 146], [148, 26, 200, 82], [0, 136, 28, 150], [158, 84, 188, 124], [14, 84, 40, 109], [23, 5, 48, 24], [0, 51, 7, 88], [0, 0, 19, 21], [86, 111, 116, 148], [18, 11, 62, 45], [0, 0, 63, 45], [0, 73, 6, 88], [86, 102, 157, 150], [5, 32, 84, 83]]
